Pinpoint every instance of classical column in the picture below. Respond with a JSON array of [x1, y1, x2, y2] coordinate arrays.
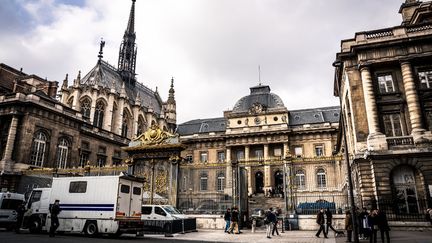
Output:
[[244, 145, 252, 195], [1, 116, 19, 171], [224, 148, 232, 195], [360, 66, 381, 135], [264, 144, 271, 190], [401, 61, 424, 133], [360, 66, 388, 150]]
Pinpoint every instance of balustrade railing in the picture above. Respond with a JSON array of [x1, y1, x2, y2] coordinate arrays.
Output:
[[386, 136, 414, 147]]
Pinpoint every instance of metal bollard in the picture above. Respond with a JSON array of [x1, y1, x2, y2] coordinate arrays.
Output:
[[281, 217, 285, 233], [252, 218, 256, 233]]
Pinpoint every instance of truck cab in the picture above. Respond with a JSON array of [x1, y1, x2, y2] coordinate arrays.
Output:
[[24, 188, 51, 233], [0, 192, 25, 230]]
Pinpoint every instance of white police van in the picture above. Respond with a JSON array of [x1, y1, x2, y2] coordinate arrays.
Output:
[[24, 175, 144, 236]]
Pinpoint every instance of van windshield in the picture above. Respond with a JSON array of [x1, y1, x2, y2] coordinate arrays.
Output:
[[162, 205, 181, 214], [1, 199, 23, 210]]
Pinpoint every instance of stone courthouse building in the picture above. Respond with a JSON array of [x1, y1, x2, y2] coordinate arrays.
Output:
[[334, 0, 432, 219], [176, 84, 345, 214], [0, 0, 176, 191]]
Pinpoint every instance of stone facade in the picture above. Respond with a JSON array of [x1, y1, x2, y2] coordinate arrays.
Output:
[[176, 84, 346, 216], [334, 0, 432, 220], [0, 0, 176, 192]]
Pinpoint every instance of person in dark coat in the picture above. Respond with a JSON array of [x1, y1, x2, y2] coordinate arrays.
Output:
[[227, 207, 239, 234], [325, 207, 339, 236], [315, 208, 328, 238], [376, 209, 390, 243], [224, 208, 231, 233], [359, 207, 370, 240], [368, 209, 378, 243], [345, 210, 353, 242], [49, 200, 61, 237], [15, 202, 26, 233], [272, 208, 280, 236], [426, 208, 432, 225], [265, 208, 276, 238]]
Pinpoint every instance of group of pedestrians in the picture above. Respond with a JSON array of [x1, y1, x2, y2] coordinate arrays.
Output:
[[13, 199, 62, 237], [224, 207, 240, 234], [263, 207, 280, 238], [356, 208, 390, 243], [315, 208, 344, 239]]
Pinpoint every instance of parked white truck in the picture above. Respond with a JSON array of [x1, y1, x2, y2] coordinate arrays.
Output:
[[23, 175, 144, 236]]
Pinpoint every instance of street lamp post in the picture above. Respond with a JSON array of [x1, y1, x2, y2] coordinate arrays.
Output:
[[284, 151, 294, 214]]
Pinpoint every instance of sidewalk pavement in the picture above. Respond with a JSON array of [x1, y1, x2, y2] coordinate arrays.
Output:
[[143, 229, 432, 243]]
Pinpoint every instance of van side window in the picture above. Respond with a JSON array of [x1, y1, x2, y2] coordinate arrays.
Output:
[[69, 181, 87, 193], [142, 206, 152, 215], [155, 206, 166, 216], [120, 185, 130, 194], [132, 187, 141, 195]]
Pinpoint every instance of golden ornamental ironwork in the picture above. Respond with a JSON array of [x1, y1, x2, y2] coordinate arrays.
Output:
[[133, 124, 176, 146], [155, 171, 168, 194]]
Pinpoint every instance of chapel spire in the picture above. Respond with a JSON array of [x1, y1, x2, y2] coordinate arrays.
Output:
[[118, 0, 137, 84]]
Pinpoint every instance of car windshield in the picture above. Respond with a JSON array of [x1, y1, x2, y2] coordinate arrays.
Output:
[[162, 205, 182, 214], [1, 199, 23, 210]]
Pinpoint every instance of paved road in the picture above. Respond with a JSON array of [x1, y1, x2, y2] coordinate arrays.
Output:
[[0, 231, 203, 243]]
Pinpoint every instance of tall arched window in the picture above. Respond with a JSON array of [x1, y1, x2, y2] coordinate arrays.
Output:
[[56, 138, 70, 169], [200, 172, 208, 191], [137, 116, 146, 136], [392, 165, 419, 214], [295, 169, 306, 189], [121, 110, 130, 137], [30, 131, 48, 167], [217, 172, 225, 191], [316, 168, 326, 188], [80, 98, 91, 119], [93, 100, 105, 128]]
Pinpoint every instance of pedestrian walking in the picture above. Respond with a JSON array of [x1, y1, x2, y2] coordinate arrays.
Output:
[[325, 207, 341, 236], [49, 199, 62, 237], [272, 208, 280, 236], [368, 209, 378, 243], [345, 210, 353, 242], [227, 207, 239, 234], [15, 202, 26, 234], [224, 208, 231, 233], [359, 208, 370, 240], [264, 207, 275, 238], [427, 208, 432, 225], [377, 209, 390, 243], [315, 208, 328, 238]]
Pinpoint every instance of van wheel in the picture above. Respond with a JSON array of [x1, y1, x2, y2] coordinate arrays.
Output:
[[84, 221, 98, 236], [29, 218, 42, 234]]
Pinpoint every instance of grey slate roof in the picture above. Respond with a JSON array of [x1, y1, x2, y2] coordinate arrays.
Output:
[[177, 106, 340, 136], [177, 117, 227, 135], [232, 85, 285, 113], [288, 106, 340, 126], [80, 60, 162, 114]]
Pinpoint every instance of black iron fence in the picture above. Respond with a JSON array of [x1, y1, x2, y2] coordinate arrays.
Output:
[[378, 199, 429, 222], [178, 195, 232, 214], [294, 194, 348, 215]]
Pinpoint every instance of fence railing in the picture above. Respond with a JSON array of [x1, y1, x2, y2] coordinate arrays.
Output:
[[178, 195, 232, 215], [378, 199, 428, 222], [294, 194, 348, 215]]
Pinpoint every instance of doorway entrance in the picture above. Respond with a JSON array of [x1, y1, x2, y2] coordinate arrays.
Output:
[[274, 170, 284, 193], [255, 171, 264, 193]]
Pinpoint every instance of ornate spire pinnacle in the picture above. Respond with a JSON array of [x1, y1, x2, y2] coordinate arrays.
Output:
[[118, 0, 137, 84], [98, 38, 105, 61], [74, 71, 81, 87], [168, 77, 175, 104], [62, 74, 68, 89]]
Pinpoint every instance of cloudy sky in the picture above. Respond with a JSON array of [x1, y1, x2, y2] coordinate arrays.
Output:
[[1, 0, 404, 123]]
